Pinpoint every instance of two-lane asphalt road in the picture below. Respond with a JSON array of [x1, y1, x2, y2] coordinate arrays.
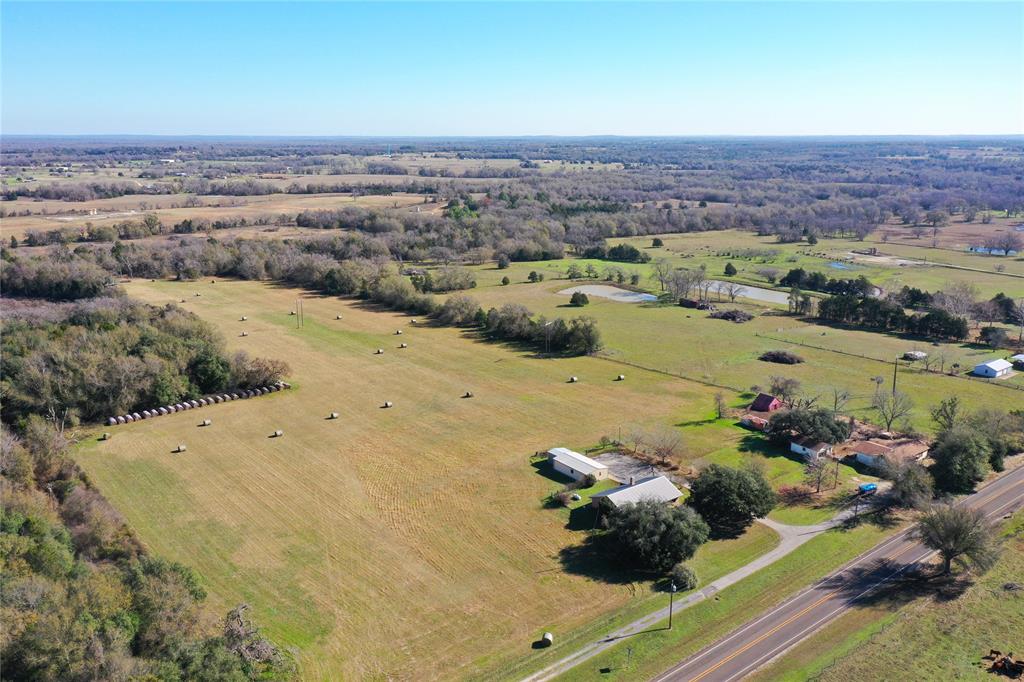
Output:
[[652, 465, 1024, 682]]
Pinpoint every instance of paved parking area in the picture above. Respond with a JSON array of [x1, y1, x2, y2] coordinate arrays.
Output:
[[593, 451, 664, 484]]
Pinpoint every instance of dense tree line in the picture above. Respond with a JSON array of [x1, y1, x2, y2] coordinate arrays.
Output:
[[778, 268, 874, 297], [1, 298, 288, 428], [0, 419, 292, 680], [817, 294, 969, 340]]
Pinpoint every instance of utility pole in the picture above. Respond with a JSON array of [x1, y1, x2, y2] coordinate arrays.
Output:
[[892, 357, 898, 395], [668, 582, 677, 629]]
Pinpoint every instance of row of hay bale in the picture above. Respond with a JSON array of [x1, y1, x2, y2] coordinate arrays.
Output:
[[107, 381, 292, 426]]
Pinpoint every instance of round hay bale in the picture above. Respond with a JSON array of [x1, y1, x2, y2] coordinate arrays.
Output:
[[180, 299, 187, 303], [101, 432, 111, 441], [273, 430, 283, 438], [329, 412, 339, 419], [258, 388, 267, 395], [212, 396, 221, 403], [463, 391, 474, 398], [396, 330, 403, 335], [194, 292, 201, 297], [230, 393, 239, 400], [382, 401, 393, 408], [241, 316, 248, 321], [125, 415, 134, 423], [616, 374, 626, 381], [375, 348, 384, 354], [176, 444, 187, 453], [175, 403, 185, 411], [201, 419, 211, 427], [542, 632, 554, 647], [132, 413, 141, 420], [159, 407, 168, 415], [240, 331, 249, 337], [290, 311, 296, 316], [108, 417, 117, 426], [116, 416, 126, 424], [399, 343, 408, 348], [190, 400, 200, 408], [411, 319, 417, 324], [568, 376, 578, 383], [198, 398, 208, 407], [335, 314, 343, 320], [282, 382, 291, 389], [142, 410, 152, 418]]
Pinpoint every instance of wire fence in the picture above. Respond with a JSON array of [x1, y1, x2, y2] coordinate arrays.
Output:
[[754, 332, 1024, 394], [806, 615, 900, 681]]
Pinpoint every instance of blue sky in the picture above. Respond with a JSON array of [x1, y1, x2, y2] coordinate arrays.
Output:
[[2, 2, 1021, 135]]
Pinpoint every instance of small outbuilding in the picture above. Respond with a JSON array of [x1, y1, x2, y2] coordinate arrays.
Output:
[[547, 447, 609, 482], [740, 414, 769, 431], [590, 475, 683, 509], [1011, 354, 1024, 369], [749, 393, 783, 412], [974, 358, 1013, 378], [790, 437, 834, 461]]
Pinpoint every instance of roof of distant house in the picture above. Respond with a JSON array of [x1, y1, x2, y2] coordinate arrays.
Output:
[[750, 393, 780, 411], [853, 441, 893, 457], [590, 475, 682, 506], [976, 358, 1012, 371], [793, 436, 831, 451], [547, 447, 608, 476]]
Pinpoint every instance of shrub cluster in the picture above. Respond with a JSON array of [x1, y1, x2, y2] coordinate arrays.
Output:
[[758, 350, 804, 364]]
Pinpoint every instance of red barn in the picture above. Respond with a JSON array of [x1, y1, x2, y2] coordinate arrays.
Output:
[[750, 393, 782, 412]]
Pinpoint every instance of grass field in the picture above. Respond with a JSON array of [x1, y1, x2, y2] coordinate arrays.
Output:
[[749, 510, 1024, 681], [611, 227, 1024, 298], [0, 191, 431, 240], [452, 260, 1021, 431], [75, 278, 774, 680]]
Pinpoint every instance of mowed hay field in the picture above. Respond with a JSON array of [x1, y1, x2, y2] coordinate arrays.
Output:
[[75, 279, 722, 680]]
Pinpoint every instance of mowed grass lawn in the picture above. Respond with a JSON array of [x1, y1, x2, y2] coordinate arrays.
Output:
[[456, 263, 1019, 432], [77, 278, 738, 681]]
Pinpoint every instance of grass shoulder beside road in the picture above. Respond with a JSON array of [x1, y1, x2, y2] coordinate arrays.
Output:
[[750, 510, 1024, 682], [550, 519, 899, 681]]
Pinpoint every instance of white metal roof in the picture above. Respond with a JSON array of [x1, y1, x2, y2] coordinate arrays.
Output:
[[547, 447, 608, 475], [590, 475, 682, 507], [976, 358, 1013, 371]]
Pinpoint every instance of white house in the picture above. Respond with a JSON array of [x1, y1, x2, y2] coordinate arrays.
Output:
[[973, 358, 1013, 378], [547, 447, 609, 482], [590, 475, 682, 509], [790, 437, 833, 461]]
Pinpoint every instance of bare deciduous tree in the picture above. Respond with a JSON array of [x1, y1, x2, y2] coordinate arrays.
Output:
[[873, 390, 914, 431], [650, 258, 673, 292]]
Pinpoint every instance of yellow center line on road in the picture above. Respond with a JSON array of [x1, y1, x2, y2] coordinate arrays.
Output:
[[654, 469, 1024, 682], [684, 535, 929, 682]]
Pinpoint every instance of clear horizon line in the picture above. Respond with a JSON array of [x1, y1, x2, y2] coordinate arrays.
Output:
[[4, 132, 1023, 140]]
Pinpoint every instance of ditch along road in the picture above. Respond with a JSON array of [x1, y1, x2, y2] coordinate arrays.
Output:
[[651, 464, 1024, 682]]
